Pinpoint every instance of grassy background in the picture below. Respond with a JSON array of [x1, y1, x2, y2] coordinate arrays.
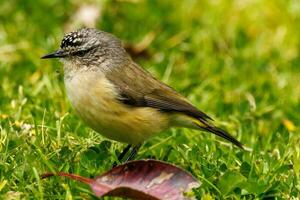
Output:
[[1, 0, 300, 199]]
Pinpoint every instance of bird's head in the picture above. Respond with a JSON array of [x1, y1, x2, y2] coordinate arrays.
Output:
[[41, 28, 129, 67]]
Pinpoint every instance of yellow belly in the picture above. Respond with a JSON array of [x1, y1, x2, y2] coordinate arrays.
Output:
[[65, 70, 170, 144]]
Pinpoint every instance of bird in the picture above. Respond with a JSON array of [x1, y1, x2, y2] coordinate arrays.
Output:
[[41, 28, 243, 165]]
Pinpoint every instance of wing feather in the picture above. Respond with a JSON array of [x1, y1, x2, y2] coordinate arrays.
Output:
[[104, 62, 243, 149], [106, 62, 212, 121]]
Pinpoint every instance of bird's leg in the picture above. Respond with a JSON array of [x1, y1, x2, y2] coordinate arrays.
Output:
[[112, 144, 132, 168], [124, 143, 142, 163], [117, 144, 132, 161]]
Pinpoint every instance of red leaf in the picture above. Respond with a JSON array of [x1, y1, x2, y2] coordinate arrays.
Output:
[[42, 160, 200, 200]]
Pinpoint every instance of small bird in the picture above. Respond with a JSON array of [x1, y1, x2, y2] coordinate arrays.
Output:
[[42, 28, 243, 164]]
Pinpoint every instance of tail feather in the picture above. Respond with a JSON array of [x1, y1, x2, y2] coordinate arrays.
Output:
[[202, 125, 244, 149], [172, 114, 243, 149], [194, 119, 244, 149]]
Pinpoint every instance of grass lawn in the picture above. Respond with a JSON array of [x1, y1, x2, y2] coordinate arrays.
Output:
[[0, 0, 299, 199]]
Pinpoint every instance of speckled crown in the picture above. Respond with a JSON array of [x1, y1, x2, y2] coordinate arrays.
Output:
[[60, 31, 84, 49]]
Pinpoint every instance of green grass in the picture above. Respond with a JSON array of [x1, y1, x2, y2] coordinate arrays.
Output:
[[1, 0, 300, 199]]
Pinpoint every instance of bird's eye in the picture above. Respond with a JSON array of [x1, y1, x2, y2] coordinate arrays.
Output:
[[73, 49, 87, 57], [72, 45, 97, 57]]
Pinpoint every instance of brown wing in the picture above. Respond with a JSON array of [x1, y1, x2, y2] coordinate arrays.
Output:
[[105, 62, 244, 149], [105, 62, 212, 121]]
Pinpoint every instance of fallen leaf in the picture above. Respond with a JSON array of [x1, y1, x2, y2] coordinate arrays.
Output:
[[42, 160, 200, 200]]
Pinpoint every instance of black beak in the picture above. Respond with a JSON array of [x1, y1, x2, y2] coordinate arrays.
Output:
[[41, 50, 66, 59]]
